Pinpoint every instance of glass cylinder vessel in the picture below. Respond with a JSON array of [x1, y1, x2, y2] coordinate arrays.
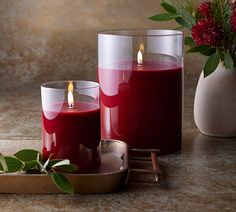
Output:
[[41, 80, 101, 173], [98, 29, 184, 154]]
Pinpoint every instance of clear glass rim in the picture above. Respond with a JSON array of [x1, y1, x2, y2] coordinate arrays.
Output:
[[41, 80, 99, 90], [98, 29, 183, 37]]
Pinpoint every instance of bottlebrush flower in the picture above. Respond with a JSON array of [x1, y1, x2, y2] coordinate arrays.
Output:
[[231, 10, 236, 32], [191, 19, 223, 46], [198, 2, 213, 18]]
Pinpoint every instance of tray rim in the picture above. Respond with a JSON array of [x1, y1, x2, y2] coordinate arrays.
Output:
[[0, 139, 129, 177]]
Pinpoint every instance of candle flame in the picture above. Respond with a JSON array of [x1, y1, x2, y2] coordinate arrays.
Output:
[[137, 43, 144, 66], [137, 50, 143, 66], [68, 81, 74, 108]]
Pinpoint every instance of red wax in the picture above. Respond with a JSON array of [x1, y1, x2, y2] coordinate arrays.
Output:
[[98, 61, 182, 154], [42, 102, 101, 173]]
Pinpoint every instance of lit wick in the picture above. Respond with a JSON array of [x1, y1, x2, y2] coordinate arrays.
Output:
[[68, 81, 74, 109], [137, 43, 144, 66]]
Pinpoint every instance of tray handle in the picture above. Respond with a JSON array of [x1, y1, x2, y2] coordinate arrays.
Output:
[[128, 148, 161, 184]]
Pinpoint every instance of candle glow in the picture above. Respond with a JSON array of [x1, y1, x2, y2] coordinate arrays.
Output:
[[137, 44, 144, 66], [68, 81, 74, 108]]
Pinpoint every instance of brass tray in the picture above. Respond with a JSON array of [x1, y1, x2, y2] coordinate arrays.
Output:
[[0, 140, 128, 194]]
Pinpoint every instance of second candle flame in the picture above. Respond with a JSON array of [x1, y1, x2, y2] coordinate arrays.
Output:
[[137, 51, 143, 66], [137, 44, 144, 66], [68, 81, 74, 109]]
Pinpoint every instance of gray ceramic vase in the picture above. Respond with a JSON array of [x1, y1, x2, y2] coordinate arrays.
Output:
[[194, 62, 236, 137]]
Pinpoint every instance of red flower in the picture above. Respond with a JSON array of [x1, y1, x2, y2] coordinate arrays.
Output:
[[198, 2, 213, 18], [229, 0, 236, 8], [231, 10, 236, 32], [191, 19, 223, 46]]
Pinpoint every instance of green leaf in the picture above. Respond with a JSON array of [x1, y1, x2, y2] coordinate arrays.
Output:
[[224, 51, 234, 70], [43, 154, 52, 169], [43, 158, 50, 169], [184, 37, 195, 47], [187, 45, 209, 53], [175, 17, 192, 29], [36, 160, 48, 174], [23, 160, 38, 171], [14, 149, 42, 163], [47, 159, 63, 169], [160, 1, 177, 14], [4, 156, 23, 173], [52, 164, 78, 173], [204, 50, 220, 78], [161, 0, 173, 6], [148, 13, 180, 21], [200, 47, 216, 56], [187, 45, 216, 55], [0, 153, 8, 172], [52, 159, 70, 168], [175, 2, 196, 25], [51, 172, 74, 194]]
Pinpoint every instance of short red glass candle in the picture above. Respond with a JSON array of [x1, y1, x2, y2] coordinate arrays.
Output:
[[98, 30, 184, 154], [41, 81, 101, 173]]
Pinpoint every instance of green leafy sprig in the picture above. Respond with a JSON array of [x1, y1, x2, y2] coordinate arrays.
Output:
[[0, 149, 78, 194], [149, 0, 236, 77], [149, 0, 196, 29]]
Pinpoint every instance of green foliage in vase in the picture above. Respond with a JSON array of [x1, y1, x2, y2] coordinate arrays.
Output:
[[0, 149, 78, 194], [149, 0, 236, 77]]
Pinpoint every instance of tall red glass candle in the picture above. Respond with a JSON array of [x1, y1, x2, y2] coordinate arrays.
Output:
[[98, 30, 184, 154], [41, 81, 101, 173]]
